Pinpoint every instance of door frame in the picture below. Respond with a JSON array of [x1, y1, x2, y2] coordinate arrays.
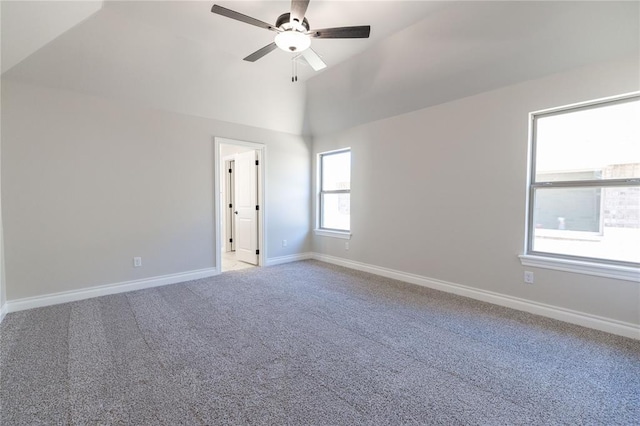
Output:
[[214, 137, 266, 271]]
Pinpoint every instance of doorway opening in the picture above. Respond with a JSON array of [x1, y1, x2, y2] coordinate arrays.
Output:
[[214, 138, 265, 273]]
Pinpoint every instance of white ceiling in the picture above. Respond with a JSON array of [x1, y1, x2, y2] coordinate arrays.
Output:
[[2, 1, 441, 83], [1, 0, 103, 73], [101, 0, 443, 79], [305, 1, 640, 134], [2, 1, 638, 135], [1, 1, 444, 134]]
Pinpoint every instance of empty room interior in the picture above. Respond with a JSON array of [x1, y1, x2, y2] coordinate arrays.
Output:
[[1, 1, 639, 424]]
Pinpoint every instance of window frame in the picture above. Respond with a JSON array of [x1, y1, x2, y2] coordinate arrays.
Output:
[[316, 148, 352, 238], [523, 93, 640, 280]]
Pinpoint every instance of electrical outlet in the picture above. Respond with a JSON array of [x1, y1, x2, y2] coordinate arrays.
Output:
[[133, 257, 142, 268], [345, 242, 349, 251], [524, 271, 534, 284], [282, 239, 287, 247]]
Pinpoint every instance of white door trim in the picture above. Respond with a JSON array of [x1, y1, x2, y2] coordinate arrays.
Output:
[[214, 137, 266, 271]]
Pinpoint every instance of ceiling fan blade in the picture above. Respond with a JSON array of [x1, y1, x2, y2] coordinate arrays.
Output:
[[290, 0, 310, 25], [310, 26, 371, 39], [301, 48, 327, 71], [243, 42, 278, 62], [211, 5, 278, 32]]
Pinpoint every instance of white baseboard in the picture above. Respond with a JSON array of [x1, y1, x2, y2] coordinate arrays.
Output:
[[312, 253, 640, 340], [0, 302, 7, 324], [3, 252, 638, 340], [265, 252, 313, 266], [5, 267, 220, 314]]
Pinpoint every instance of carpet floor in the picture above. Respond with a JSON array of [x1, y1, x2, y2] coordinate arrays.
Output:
[[1, 260, 639, 425]]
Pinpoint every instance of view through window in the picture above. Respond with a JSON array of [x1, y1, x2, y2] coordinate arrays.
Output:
[[528, 94, 640, 265], [319, 149, 351, 232]]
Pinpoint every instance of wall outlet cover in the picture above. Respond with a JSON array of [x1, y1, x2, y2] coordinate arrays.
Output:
[[524, 271, 534, 284]]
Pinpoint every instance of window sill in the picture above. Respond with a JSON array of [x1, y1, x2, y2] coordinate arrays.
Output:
[[314, 229, 351, 240], [519, 254, 639, 282]]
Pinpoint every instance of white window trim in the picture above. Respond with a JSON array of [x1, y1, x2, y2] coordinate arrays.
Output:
[[317, 148, 351, 235], [314, 229, 352, 239], [519, 254, 639, 282], [523, 92, 640, 278]]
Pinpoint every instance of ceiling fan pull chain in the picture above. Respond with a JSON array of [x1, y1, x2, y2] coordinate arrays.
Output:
[[291, 56, 299, 83]]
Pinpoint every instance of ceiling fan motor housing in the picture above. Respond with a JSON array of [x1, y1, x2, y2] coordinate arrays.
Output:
[[276, 13, 310, 32], [274, 13, 311, 52]]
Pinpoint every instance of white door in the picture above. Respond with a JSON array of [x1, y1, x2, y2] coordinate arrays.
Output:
[[224, 159, 235, 253], [234, 150, 258, 265]]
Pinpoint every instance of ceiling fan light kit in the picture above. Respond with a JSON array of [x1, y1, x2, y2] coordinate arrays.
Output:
[[211, 0, 371, 79], [275, 31, 311, 53]]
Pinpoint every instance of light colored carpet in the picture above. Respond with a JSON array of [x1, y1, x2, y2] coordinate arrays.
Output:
[[1, 260, 639, 425]]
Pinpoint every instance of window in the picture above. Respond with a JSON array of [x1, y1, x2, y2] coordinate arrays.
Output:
[[526, 94, 640, 269], [318, 149, 351, 235]]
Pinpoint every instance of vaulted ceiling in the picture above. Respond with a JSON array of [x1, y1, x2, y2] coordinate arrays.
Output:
[[2, 1, 638, 135]]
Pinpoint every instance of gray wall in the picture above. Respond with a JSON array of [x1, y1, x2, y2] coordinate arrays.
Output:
[[0, 2, 5, 313], [312, 57, 640, 326], [1, 80, 311, 300]]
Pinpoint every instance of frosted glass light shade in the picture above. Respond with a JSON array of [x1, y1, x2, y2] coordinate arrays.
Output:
[[275, 31, 311, 52]]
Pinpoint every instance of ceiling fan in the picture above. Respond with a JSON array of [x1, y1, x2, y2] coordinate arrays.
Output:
[[211, 0, 371, 73]]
